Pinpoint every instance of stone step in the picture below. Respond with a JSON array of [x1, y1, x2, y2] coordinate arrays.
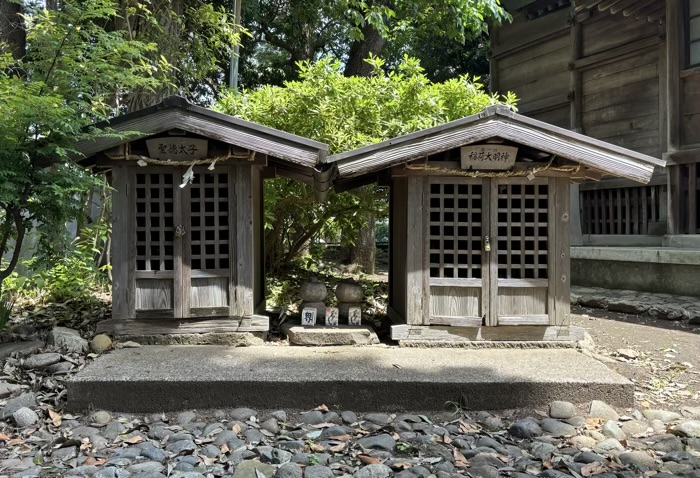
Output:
[[280, 322, 380, 346], [66, 345, 633, 413]]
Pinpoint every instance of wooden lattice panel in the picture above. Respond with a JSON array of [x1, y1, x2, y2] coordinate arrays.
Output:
[[428, 182, 483, 279], [496, 183, 549, 280], [135, 173, 175, 271], [190, 173, 230, 270]]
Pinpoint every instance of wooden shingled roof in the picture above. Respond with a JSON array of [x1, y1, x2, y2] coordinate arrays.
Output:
[[328, 105, 665, 184], [502, 0, 665, 23], [74, 96, 332, 197]]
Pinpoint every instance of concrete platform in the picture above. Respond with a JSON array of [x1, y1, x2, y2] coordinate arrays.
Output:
[[66, 345, 633, 413]]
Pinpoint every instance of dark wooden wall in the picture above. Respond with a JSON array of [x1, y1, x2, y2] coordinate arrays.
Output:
[[491, 1, 692, 238]]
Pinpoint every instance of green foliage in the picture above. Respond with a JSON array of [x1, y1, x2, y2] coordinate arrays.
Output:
[[238, 0, 509, 88], [0, 0, 172, 289], [218, 56, 516, 271], [117, 0, 244, 106]]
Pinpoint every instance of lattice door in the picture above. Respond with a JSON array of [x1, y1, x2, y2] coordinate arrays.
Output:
[[494, 181, 550, 325], [187, 171, 232, 316], [426, 179, 487, 327], [134, 171, 178, 316]]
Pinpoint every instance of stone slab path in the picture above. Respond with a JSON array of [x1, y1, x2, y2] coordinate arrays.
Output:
[[572, 286, 700, 323]]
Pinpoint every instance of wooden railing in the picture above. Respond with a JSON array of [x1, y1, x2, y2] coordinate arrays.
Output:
[[580, 184, 666, 235]]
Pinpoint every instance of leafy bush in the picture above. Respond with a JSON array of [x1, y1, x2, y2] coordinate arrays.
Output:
[[218, 56, 517, 272]]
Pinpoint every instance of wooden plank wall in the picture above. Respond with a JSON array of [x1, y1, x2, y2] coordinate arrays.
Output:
[[494, 8, 571, 128]]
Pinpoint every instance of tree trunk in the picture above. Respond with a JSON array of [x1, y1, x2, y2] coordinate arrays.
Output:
[[344, 23, 386, 77], [0, 0, 26, 61], [351, 215, 375, 274]]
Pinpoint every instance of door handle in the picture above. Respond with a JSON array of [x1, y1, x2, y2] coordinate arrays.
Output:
[[484, 235, 491, 252], [175, 225, 186, 238]]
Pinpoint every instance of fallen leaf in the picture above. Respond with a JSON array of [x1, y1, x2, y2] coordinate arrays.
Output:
[[358, 455, 381, 465], [256, 469, 267, 478], [329, 443, 345, 452], [0, 433, 10, 441], [232, 423, 242, 434], [443, 434, 452, 444], [314, 404, 329, 412], [453, 448, 469, 467], [329, 435, 351, 442], [310, 422, 335, 429], [308, 443, 325, 453], [48, 409, 62, 427], [122, 435, 144, 444], [220, 443, 230, 454], [581, 462, 605, 477]]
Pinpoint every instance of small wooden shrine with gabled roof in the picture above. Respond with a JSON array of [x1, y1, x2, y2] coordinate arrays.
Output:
[[330, 105, 665, 343], [74, 96, 329, 336]]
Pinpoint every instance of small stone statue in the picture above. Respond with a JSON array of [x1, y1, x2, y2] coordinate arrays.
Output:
[[335, 281, 364, 325], [299, 277, 327, 321]]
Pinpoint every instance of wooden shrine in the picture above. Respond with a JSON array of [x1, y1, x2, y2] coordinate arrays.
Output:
[[330, 105, 665, 342], [74, 96, 329, 336]]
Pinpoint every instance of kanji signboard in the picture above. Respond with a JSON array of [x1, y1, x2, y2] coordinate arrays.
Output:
[[460, 145, 518, 171], [146, 138, 209, 159]]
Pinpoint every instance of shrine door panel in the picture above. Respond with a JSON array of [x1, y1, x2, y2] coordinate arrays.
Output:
[[187, 170, 232, 317], [427, 179, 488, 327], [494, 180, 550, 325], [134, 171, 178, 318]]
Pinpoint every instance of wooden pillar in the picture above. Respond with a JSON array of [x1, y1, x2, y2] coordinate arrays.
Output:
[[550, 177, 570, 327], [231, 166, 255, 318], [569, 11, 583, 133], [111, 166, 130, 322], [569, 183, 584, 246], [666, 0, 682, 234], [405, 176, 426, 325]]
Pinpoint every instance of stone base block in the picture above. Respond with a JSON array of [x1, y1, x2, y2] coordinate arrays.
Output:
[[281, 322, 379, 346], [118, 332, 265, 346]]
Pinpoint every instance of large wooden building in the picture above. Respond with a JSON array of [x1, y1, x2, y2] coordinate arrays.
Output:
[[491, 0, 699, 239], [74, 97, 329, 336], [331, 106, 662, 342]]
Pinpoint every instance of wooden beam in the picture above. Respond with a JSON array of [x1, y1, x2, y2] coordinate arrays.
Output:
[[430, 316, 483, 327], [573, 35, 662, 70], [666, 0, 681, 151], [391, 324, 586, 342], [609, 0, 638, 15], [96, 316, 269, 335]]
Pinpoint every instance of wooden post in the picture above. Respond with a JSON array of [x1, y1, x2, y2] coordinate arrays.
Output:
[[668, 165, 682, 234], [666, 0, 681, 152], [487, 179, 498, 326], [231, 166, 255, 317], [569, 183, 584, 245], [550, 178, 570, 327], [111, 166, 129, 322], [569, 12, 583, 133], [405, 176, 425, 325]]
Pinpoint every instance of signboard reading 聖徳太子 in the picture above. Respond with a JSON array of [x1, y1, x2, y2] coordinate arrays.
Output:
[[460, 145, 518, 171], [146, 138, 209, 160]]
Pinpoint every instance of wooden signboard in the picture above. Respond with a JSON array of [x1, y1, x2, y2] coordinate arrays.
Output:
[[461, 145, 518, 170], [146, 138, 209, 159]]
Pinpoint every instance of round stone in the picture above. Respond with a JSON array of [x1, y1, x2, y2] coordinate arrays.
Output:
[[354, 464, 393, 478], [540, 418, 576, 438], [589, 400, 619, 420], [22, 353, 62, 370], [621, 419, 649, 436], [13, 407, 39, 428], [90, 334, 113, 354], [602, 420, 626, 441], [673, 420, 700, 438], [278, 462, 303, 478], [300, 280, 328, 302], [619, 451, 657, 469], [549, 401, 575, 419], [304, 465, 334, 478], [335, 282, 364, 303], [508, 418, 542, 439], [642, 409, 682, 424], [91, 411, 112, 425]]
